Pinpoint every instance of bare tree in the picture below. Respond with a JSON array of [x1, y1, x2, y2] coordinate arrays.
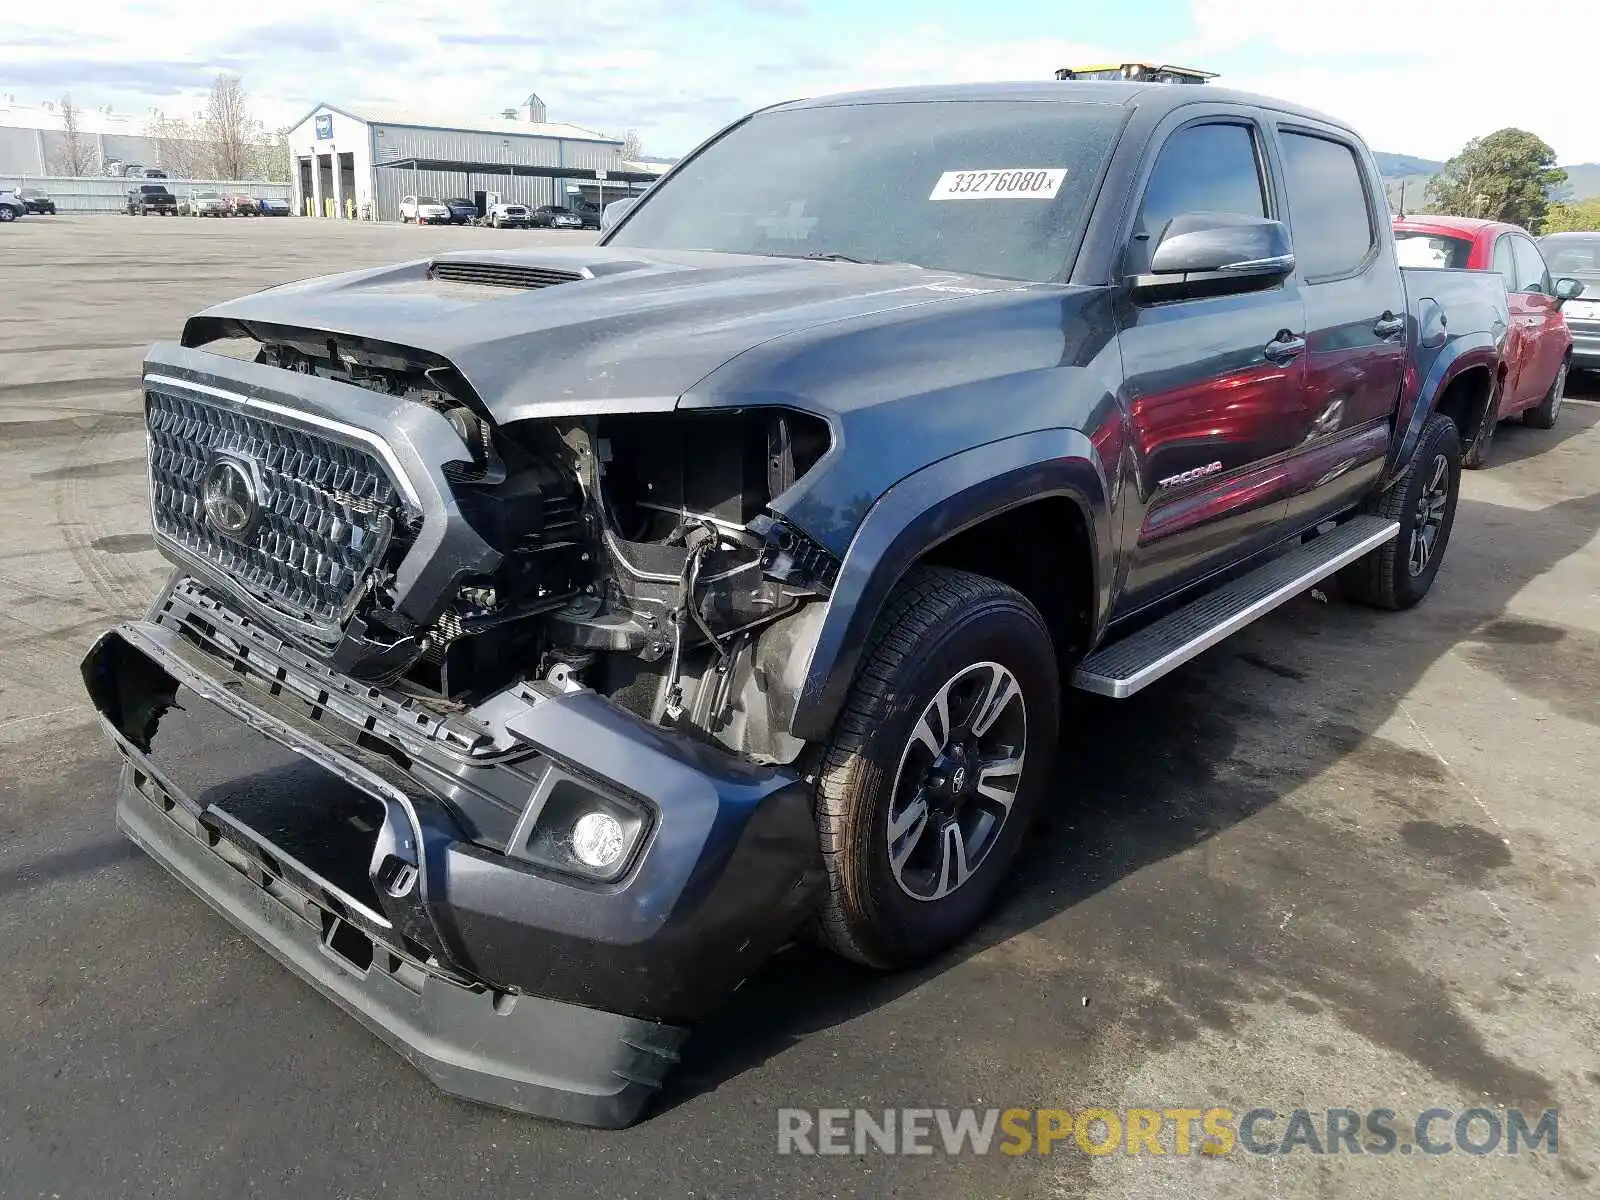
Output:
[[147, 111, 213, 178], [204, 74, 259, 180], [52, 94, 98, 176], [620, 128, 643, 162]]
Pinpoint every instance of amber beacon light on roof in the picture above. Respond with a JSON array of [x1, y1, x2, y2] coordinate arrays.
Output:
[[1055, 63, 1217, 84]]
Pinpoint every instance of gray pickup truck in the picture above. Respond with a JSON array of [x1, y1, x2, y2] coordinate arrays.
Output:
[[83, 80, 1508, 1127]]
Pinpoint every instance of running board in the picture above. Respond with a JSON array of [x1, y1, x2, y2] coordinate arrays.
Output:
[[1073, 516, 1400, 699]]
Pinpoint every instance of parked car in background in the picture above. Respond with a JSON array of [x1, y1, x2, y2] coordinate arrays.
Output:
[[224, 194, 260, 217], [0, 187, 24, 222], [572, 200, 602, 229], [444, 197, 478, 224], [485, 200, 530, 228], [1393, 216, 1580, 457], [143, 169, 169, 179], [126, 184, 178, 215], [1538, 231, 1600, 375], [18, 187, 56, 215], [531, 205, 585, 229], [400, 195, 452, 224], [258, 196, 292, 217], [181, 190, 226, 217]]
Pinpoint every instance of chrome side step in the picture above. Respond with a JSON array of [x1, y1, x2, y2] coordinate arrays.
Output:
[[1073, 516, 1400, 699]]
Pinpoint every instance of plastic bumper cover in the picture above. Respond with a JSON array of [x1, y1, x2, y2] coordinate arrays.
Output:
[[82, 594, 825, 1125]]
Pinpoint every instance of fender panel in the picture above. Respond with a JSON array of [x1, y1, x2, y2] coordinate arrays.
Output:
[[1386, 329, 1499, 483], [785, 429, 1110, 743]]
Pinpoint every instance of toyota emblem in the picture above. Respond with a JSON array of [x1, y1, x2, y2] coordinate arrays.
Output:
[[202, 458, 259, 539]]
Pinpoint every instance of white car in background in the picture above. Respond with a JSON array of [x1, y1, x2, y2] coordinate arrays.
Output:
[[0, 187, 24, 222], [399, 195, 452, 225], [485, 201, 530, 228]]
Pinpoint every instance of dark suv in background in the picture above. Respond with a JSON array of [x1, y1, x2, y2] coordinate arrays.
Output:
[[19, 187, 56, 215]]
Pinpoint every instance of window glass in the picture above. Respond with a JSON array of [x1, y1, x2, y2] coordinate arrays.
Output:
[[1511, 236, 1550, 295], [1393, 232, 1473, 269], [1279, 131, 1374, 278], [1491, 236, 1517, 291], [612, 101, 1124, 282], [1130, 123, 1265, 272], [1541, 235, 1600, 275]]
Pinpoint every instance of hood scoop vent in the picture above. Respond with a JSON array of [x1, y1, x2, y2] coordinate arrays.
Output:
[[429, 261, 585, 290]]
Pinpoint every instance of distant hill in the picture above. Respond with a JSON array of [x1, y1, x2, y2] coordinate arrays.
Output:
[[1370, 151, 1600, 212]]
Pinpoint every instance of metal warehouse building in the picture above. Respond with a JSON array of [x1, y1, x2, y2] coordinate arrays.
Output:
[[284, 94, 662, 222]]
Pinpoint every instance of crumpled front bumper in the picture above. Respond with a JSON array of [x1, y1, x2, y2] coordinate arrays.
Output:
[[82, 578, 825, 1126]]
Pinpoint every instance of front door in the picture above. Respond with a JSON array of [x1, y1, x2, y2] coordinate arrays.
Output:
[[1273, 126, 1403, 529], [1116, 118, 1307, 613]]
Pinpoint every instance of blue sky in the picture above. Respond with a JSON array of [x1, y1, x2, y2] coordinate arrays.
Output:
[[5, 0, 1596, 163]]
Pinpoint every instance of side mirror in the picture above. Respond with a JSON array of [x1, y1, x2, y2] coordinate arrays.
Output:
[[1137, 212, 1294, 298], [600, 197, 638, 234], [1554, 277, 1584, 304]]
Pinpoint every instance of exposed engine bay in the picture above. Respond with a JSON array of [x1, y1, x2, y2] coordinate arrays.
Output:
[[185, 324, 840, 763]]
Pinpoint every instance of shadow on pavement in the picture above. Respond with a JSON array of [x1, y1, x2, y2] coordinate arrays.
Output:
[[663, 483, 1600, 1117]]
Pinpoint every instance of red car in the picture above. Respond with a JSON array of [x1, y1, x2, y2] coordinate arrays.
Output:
[[1393, 215, 1583, 462]]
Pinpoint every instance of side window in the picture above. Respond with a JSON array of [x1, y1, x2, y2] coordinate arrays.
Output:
[[1278, 130, 1375, 279], [1511, 237, 1550, 295], [1130, 123, 1266, 274], [1491, 236, 1517, 292]]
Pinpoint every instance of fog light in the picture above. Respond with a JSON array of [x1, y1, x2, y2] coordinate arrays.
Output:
[[571, 811, 627, 870]]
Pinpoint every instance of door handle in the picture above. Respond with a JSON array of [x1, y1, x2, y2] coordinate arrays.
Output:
[[1264, 331, 1307, 363], [1373, 312, 1406, 339]]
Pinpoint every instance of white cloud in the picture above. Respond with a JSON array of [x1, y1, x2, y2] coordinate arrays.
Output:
[[3, 1, 1595, 164]]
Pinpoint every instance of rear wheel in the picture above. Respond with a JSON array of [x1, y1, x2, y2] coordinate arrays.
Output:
[[1339, 412, 1461, 611], [1523, 359, 1567, 430], [1462, 377, 1502, 469], [811, 567, 1060, 968]]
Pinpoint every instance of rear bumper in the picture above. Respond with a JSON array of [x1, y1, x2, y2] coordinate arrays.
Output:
[[83, 577, 825, 1124], [1567, 321, 1600, 368]]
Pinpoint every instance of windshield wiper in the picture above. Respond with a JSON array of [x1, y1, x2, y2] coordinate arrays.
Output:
[[764, 250, 921, 267]]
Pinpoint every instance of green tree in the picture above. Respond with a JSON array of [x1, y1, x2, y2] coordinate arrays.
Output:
[[1426, 128, 1566, 228], [1541, 197, 1600, 234]]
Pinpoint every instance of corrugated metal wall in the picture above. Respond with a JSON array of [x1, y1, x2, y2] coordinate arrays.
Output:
[[6, 175, 292, 214], [368, 123, 626, 221]]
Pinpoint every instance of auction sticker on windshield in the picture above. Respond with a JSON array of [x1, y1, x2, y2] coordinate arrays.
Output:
[[929, 169, 1067, 200]]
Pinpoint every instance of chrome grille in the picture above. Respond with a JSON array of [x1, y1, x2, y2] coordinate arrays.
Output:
[[147, 389, 403, 629]]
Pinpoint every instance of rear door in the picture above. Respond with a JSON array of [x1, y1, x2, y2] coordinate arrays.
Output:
[[1492, 233, 1537, 410], [1115, 116, 1307, 611], [1272, 124, 1403, 529]]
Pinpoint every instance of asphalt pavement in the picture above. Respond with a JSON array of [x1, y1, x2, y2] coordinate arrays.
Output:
[[1, 215, 1597, 1199]]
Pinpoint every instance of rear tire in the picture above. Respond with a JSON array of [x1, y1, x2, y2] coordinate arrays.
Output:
[[1339, 412, 1461, 611], [1523, 359, 1567, 430], [1462, 379, 1501, 469], [810, 567, 1060, 969]]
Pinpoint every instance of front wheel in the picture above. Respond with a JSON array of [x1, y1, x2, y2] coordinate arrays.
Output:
[[1524, 359, 1567, 430], [0, 206, 16, 223], [810, 567, 1060, 968], [1339, 412, 1461, 611]]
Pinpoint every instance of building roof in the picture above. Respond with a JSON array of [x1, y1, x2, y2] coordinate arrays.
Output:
[[289, 102, 621, 145]]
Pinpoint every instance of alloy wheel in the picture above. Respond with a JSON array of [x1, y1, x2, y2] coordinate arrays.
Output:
[[886, 661, 1028, 901], [1408, 452, 1450, 577]]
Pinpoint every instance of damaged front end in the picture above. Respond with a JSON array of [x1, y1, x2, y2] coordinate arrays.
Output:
[[83, 313, 843, 1124]]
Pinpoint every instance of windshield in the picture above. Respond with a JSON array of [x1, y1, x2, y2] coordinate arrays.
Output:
[[608, 100, 1125, 281], [1541, 236, 1600, 276], [1393, 231, 1474, 270], [418, 196, 440, 204], [193, 192, 219, 199], [20, 188, 43, 198]]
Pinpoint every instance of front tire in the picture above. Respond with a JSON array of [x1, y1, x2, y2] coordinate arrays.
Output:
[[1339, 412, 1461, 610], [1523, 359, 1567, 430], [811, 567, 1060, 968]]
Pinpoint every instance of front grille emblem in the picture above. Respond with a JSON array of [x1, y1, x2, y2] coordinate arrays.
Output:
[[202, 457, 260, 539]]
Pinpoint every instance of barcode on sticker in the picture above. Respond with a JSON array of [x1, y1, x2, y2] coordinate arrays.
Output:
[[929, 169, 1067, 200]]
